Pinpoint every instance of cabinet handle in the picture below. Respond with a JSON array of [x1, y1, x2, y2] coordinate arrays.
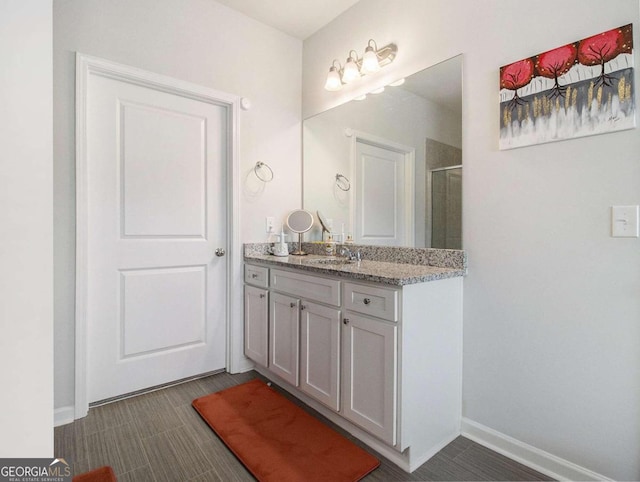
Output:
[[251, 273, 258, 278], [363, 298, 371, 305], [259, 294, 265, 299], [290, 302, 296, 308], [343, 318, 350, 325]]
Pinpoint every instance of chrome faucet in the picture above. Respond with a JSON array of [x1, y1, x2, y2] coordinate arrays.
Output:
[[340, 247, 361, 261]]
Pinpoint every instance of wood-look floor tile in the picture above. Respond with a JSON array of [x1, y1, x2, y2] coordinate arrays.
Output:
[[112, 422, 148, 472], [188, 469, 225, 482], [86, 426, 127, 475], [174, 404, 218, 446], [453, 443, 553, 481], [197, 436, 254, 482], [163, 379, 208, 408], [54, 420, 88, 464], [84, 399, 133, 436], [125, 390, 183, 439], [411, 452, 487, 481], [118, 465, 156, 482], [54, 370, 557, 482], [196, 371, 256, 395], [70, 459, 90, 478], [142, 426, 212, 482]]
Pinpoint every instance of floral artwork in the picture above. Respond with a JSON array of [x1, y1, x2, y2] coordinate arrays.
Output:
[[499, 24, 635, 150]]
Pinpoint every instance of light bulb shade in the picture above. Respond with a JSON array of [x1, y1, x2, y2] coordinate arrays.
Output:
[[342, 57, 360, 83], [324, 67, 342, 91], [362, 47, 380, 73]]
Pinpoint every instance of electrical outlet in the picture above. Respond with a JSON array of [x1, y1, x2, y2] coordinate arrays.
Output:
[[265, 216, 275, 233]]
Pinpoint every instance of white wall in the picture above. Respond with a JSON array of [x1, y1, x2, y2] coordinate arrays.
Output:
[[304, 1, 640, 480], [53, 0, 301, 410], [0, 0, 54, 456]]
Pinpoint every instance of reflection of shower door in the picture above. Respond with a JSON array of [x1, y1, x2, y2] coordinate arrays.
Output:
[[430, 166, 462, 249], [354, 137, 414, 246]]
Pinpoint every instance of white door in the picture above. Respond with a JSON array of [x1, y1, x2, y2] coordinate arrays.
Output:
[[86, 73, 228, 402], [269, 292, 300, 386], [299, 301, 341, 411], [355, 140, 413, 246]]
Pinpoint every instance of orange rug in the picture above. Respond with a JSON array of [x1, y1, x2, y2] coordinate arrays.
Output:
[[72, 466, 117, 482], [192, 379, 380, 482]]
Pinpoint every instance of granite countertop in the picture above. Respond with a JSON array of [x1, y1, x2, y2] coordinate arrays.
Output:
[[243, 253, 465, 286]]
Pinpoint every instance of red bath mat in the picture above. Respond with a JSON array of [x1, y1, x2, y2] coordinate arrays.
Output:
[[192, 379, 380, 482]]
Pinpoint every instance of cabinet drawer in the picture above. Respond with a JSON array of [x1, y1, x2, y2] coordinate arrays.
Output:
[[270, 269, 341, 307], [245, 264, 269, 287], [343, 282, 399, 321]]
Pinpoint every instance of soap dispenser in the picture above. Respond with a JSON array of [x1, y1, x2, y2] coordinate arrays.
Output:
[[271, 228, 289, 257]]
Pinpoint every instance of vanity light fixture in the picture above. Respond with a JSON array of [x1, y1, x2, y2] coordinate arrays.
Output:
[[324, 39, 397, 91], [324, 60, 343, 91], [362, 39, 381, 73], [342, 51, 361, 84]]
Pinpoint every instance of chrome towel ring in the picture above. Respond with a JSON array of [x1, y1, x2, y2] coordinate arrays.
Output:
[[335, 173, 351, 191], [254, 161, 274, 182]]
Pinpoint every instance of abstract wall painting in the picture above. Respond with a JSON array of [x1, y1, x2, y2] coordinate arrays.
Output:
[[499, 24, 635, 150]]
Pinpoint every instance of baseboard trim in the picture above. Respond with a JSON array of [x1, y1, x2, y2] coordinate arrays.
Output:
[[461, 418, 611, 481], [54, 406, 75, 427]]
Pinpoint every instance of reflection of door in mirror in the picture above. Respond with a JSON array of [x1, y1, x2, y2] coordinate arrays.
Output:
[[355, 137, 414, 246], [430, 166, 462, 249]]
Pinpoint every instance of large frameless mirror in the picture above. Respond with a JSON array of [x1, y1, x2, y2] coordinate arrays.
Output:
[[303, 55, 463, 249]]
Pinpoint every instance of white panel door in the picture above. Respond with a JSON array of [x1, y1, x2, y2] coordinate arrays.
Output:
[[299, 301, 341, 411], [355, 141, 408, 246], [86, 73, 227, 402]]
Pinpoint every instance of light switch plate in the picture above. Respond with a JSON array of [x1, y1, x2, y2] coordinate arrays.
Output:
[[611, 205, 639, 237]]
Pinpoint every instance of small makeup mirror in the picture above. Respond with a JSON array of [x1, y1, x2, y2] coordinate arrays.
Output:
[[286, 209, 314, 255]]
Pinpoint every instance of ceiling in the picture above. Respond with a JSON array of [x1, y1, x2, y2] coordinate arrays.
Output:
[[215, 0, 361, 39]]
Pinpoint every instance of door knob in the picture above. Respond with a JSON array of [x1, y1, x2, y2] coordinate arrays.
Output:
[[215, 248, 226, 257]]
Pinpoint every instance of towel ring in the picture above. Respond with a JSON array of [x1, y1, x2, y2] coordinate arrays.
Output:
[[254, 161, 274, 182], [335, 173, 351, 191]]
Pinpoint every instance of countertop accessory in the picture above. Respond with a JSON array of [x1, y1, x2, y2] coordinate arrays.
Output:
[[254, 161, 274, 182], [271, 228, 289, 257], [286, 209, 314, 256], [335, 173, 351, 191]]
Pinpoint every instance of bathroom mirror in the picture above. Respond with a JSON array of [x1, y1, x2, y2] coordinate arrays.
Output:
[[303, 54, 463, 248], [286, 209, 314, 255]]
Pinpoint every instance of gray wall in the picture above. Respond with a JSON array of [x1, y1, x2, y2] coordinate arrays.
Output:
[[303, 0, 640, 479]]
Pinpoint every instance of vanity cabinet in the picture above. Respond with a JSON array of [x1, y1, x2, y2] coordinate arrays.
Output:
[[243, 260, 463, 473], [269, 292, 300, 386], [299, 300, 341, 411], [342, 311, 398, 446], [243, 285, 268, 367], [243, 265, 269, 367]]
